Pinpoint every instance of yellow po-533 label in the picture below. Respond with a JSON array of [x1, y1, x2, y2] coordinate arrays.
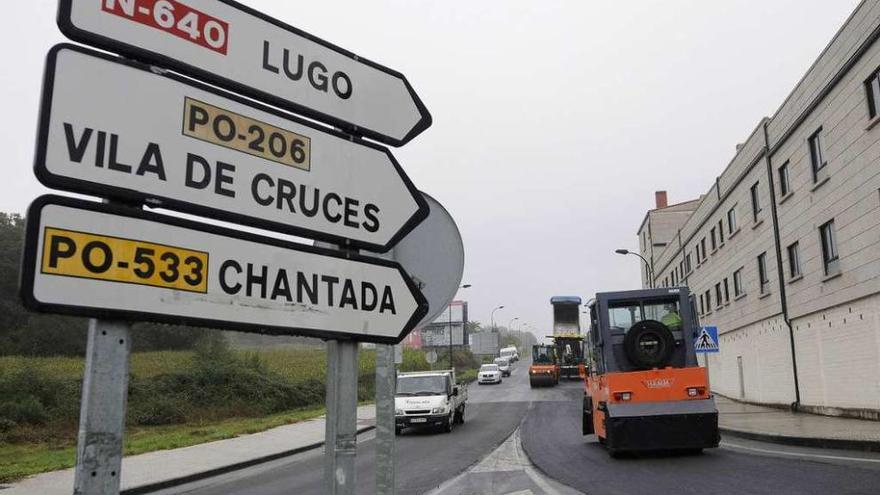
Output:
[[40, 228, 208, 293]]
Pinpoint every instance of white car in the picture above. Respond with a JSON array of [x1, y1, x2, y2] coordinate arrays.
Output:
[[493, 357, 512, 377], [478, 364, 503, 384]]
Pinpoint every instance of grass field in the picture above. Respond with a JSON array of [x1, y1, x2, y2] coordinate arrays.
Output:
[[0, 345, 475, 483]]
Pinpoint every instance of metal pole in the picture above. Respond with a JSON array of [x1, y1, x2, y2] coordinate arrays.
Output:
[[631, 252, 654, 288], [448, 304, 453, 370], [324, 340, 359, 495], [375, 344, 396, 495], [73, 319, 131, 495]]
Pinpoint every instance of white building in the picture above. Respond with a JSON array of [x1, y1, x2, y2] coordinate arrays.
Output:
[[637, 0, 880, 419]]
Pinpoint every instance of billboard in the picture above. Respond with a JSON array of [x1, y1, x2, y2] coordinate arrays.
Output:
[[470, 332, 500, 356], [421, 300, 468, 347]]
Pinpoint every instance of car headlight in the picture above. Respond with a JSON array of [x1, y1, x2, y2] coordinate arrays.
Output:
[[395, 409, 404, 415], [431, 407, 447, 414]]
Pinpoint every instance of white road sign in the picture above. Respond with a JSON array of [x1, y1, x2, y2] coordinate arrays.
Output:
[[58, 0, 432, 146], [20, 196, 428, 343], [35, 45, 427, 252]]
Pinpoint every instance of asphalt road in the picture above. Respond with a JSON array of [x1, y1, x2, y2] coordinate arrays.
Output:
[[160, 359, 880, 495], [520, 385, 880, 495], [165, 358, 553, 495]]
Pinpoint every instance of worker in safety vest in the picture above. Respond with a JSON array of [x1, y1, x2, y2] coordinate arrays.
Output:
[[660, 305, 682, 329]]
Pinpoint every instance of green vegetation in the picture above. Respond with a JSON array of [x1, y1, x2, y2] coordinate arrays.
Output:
[[0, 405, 327, 484], [0, 343, 385, 483]]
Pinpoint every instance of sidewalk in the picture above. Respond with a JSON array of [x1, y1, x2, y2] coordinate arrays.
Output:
[[2, 405, 376, 495], [717, 395, 880, 451]]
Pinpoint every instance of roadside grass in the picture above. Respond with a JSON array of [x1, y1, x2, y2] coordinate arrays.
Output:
[[0, 345, 477, 483], [0, 405, 327, 484]]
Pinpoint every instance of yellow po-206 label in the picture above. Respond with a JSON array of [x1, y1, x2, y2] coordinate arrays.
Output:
[[182, 97, 312, 171], [40, 228, 208, 293]]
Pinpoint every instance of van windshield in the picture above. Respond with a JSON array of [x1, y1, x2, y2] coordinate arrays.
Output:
[[397, 375, 448, 396]]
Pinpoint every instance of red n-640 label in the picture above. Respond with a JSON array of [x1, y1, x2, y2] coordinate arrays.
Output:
[[102, 0, 229, 55]]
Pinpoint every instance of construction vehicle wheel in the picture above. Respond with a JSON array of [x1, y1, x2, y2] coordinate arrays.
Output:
[[623, 320, 675, 369]]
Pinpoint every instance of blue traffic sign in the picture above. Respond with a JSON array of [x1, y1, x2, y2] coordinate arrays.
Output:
[[695, 326, 719, 353]]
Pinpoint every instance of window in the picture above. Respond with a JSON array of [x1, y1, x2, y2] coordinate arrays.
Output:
[[718, 219, 725, 244], [808, 128, 828, 183], [819, 220, 840, 276], [778, 162, 791, 198], [699, 293, 705, 315], [715, 283, 722, 308], [704, 290, 711, 312], [685, 253, 692, 273], [727, 206, 738, 234], [866, 69, 880, 119], [750, 182, 761, 222], [700, 238, 707, 261], [758, 252, 769, 294], [787, 242, 802, 279], [710, 228, 717, 251], [734, 268, 744, 297], [723, 278, 730, 303]]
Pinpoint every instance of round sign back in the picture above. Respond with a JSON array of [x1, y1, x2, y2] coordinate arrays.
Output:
[[317, 192, 464, 329]]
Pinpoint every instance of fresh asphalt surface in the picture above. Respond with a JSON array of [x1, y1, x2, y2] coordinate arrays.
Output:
[[521, 387, 880, 495], [160, 359, 880, 495]]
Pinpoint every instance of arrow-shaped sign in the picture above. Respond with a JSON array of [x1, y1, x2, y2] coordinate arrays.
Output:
[[57, 0, 431, 146], [35, 45, 428, 252], [20, 195, 428, 344]]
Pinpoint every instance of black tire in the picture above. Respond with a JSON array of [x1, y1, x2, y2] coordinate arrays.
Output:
[[582, 396, 594, 435], [444, 413, 454, 433], [395, 427, 402, 436], [623, 320, 675, 369], [455, 405, 465, 424]]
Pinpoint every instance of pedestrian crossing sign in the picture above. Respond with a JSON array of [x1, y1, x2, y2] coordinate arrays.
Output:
[[695, 326, 719, 353]]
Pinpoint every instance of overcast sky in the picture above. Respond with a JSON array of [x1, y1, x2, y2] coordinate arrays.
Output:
[[0, 0, 862, 341]]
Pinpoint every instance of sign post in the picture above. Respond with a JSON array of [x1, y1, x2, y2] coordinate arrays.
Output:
[[324, 340, 359, 495], [73, 319, 131, 495], [35, 45, 428, 252], [20, 196, 428, 343], [58, 0, 432, 146], [27, 3, 436, 494], [375, 344, 396, 495]]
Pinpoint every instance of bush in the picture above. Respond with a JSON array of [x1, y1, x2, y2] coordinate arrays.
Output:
[[0, 367, 79, 425], [130, 396, 187, 426], [0, 396, 48, 425]]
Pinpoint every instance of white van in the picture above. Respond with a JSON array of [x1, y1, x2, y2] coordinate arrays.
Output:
[[499, 346, 519, 363]]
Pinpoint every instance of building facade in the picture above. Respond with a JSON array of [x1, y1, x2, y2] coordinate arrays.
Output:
[[637, 0, 880, 418]]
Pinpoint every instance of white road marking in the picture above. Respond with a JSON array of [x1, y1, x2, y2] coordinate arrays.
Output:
[[721, 441, 880, 463]]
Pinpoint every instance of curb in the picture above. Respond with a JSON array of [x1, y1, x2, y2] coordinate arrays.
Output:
[[121, 424, 376, 495], [719, 427, 880, 453]]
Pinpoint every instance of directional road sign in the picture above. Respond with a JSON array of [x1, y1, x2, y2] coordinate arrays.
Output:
[[35, 45, 428, 252], [58, 0, 431, 146], [20, 195, 429, 344]]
